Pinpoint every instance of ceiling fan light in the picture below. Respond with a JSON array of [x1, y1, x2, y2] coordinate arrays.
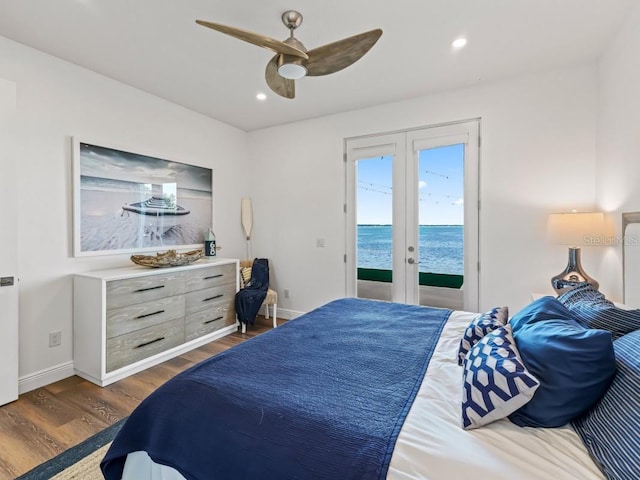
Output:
[[278, 63, 307, 79], [277, 55, 307, 80]]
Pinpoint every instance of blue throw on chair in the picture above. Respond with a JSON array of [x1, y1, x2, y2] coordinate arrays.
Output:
[[235, 258, 269, 326]]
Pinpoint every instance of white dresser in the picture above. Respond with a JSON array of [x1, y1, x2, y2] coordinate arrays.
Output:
[[73, 258, 239, 386]]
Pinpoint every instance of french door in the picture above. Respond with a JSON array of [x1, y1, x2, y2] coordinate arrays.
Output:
[[345, 120, 479, 311]]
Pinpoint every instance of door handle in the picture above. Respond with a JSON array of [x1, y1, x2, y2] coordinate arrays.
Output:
[[0, 277, 14, 287], [407, 258, 418, 264]]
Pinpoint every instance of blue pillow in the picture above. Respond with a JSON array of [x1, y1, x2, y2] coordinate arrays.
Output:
[[508, 317, 616, 427], [508, 296, 575, 333], [457, 306, 509, 365], [558, 284, 640, 339], [572, 330, 640, 480], [462, 324, 539, 429]]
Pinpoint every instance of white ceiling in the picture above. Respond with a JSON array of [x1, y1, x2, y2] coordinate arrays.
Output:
[[0, 1, 633, 131]]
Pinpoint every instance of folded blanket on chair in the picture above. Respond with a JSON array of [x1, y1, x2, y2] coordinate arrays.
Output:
[[235, 258, 269, 325]]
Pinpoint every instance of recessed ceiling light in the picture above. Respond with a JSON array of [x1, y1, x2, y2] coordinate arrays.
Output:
[[452, 37, 467, 49], [256, 92, 267, 101]]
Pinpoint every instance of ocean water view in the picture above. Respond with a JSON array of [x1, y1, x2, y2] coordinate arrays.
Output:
[[358, 224, 463, 274]]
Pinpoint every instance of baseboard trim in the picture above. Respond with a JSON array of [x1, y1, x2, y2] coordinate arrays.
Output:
[[19, 361, 75, 394], [273, 308, 305, 320]]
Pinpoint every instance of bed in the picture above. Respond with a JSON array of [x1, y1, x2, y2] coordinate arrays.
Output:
[[100, 284, 640, 480]]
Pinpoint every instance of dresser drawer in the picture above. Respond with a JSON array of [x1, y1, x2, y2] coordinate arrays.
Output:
[[185, 301, 236, 341], [106, 318, 185, 373], [106, 272, 185, 309], [185, 283, 235, 316], [106, 295, 185, 339], [185, 263, 236, 291]]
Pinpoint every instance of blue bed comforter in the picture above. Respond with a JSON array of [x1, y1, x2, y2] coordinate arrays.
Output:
[[101, 298, 451, 480]]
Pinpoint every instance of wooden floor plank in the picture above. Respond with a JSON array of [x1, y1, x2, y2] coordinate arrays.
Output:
[[0, 408, 66, 474], [42, 375, 86, 395], [0, 320, 278, 478], [21, 388, 81, 428]]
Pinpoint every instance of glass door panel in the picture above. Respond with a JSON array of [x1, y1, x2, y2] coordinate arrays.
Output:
[[356, 155, 394, 301], [417, 144, 465, 309], [345, 132, 405, 303], [406, 121, 479, 311]]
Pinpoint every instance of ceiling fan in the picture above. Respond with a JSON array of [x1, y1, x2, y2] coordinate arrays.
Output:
[[196, 11, 382, 99]]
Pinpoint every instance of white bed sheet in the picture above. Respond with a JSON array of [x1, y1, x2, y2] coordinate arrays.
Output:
[[119, 311, 604, 480]]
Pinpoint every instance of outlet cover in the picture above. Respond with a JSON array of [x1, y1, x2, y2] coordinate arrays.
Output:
[[49, 331, 62, 347]]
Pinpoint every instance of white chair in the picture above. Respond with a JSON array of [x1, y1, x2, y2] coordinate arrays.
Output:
[[239, 260, 278, 332]]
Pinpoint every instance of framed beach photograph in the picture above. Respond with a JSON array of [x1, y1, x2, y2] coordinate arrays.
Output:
[[72, 137, 212, 257]]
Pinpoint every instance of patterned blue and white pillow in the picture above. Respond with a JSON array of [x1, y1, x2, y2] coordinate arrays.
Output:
[[462, 324, 539, 430], [457, 306, 508, 365]]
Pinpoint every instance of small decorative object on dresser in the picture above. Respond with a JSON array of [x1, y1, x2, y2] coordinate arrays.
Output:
[[130, 248, 204, 268], [204, 228, 216, 257], [73, 258, 239, 386]]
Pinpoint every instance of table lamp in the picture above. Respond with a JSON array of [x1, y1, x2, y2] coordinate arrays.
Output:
[[547, 211, 604, 293]]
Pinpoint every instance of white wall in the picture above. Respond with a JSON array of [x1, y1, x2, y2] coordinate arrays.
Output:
[[595, 2, 640, 302], [0, 36, 250, 392], [0, 31, 606, 392], [248, 65, 598, 316]]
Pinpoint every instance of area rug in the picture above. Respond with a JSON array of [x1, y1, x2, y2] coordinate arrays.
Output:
[[16, 418, 126, 480]]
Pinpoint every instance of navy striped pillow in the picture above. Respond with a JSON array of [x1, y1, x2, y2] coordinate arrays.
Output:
[[557, 284, 640, 339], [572, 329, 640, 480]]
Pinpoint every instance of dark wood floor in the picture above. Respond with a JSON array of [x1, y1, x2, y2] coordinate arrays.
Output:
[[0, 318, 280, 480]]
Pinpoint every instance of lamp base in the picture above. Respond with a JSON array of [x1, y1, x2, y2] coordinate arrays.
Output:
[[551, 247, 599, 294]]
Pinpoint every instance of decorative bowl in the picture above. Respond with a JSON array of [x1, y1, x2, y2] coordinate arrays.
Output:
[[131, 249, 204, 268]]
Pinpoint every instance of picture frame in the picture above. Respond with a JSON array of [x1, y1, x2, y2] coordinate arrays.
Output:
[[72, 137, 213, 257]]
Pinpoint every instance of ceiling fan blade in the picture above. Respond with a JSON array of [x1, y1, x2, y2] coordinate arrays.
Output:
[[196, 20, 309, 59], [305, 29, 382, 76], [265, 55, 295, 99]]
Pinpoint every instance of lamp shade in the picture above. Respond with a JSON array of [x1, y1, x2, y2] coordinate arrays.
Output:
[[547, 212, 604, 247]]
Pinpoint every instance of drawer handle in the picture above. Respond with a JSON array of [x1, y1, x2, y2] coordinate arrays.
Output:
[[203, 274, 223, 280], [203, 294, 224, 302], [135, 309, 165, 320], [204, 316, 224, 325], [134, 337, 165, 349], [133, 285, 165, 293]]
